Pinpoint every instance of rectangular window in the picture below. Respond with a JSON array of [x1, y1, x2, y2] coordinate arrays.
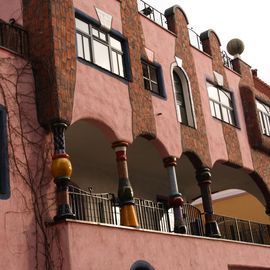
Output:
[[207, 82, 236, 125], [256, 99, 270, 136], [75, 17, 125, 78], [0, 106, 10, 199]]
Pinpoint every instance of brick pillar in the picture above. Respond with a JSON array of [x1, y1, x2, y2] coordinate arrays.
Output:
[[163, 156, 186, 234], [196, 167, 221, 238], [112, 141, 139, 227], [51, 122, 75, 221]]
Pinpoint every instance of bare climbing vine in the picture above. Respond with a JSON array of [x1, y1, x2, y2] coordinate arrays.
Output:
[[0, 55, 63, 269]]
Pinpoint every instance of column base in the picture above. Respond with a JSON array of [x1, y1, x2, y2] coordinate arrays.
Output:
[[174, 224, 187, 234], [54, 204, 75, 222], [120, 204, 139, 228], [205, 221, 221, 238]]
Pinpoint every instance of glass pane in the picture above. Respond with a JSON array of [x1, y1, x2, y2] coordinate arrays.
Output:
[[207, 84, 219, 101], [150, 66, 157, 82], [99, 31, 107, 41], [228, 110, 235, 125], [76, 33, 83, 58], [93, 40, 111, 71], [144, 79, 150, 90], [75, 18, 89, 34], [83, 36, 90, 61], [219, 90, 231, 107], [221, 107, 229, 123], [92, 27, 99, 37], [180, 106, 188, 125], [142, 63, 149, 78], [210, 101, 215, 116], [110, 37, 122, 51], [151, 82, 159, 94], [214, 103, 221, 119], [118, 54, 124, 77], [112, 51, 119, 75]]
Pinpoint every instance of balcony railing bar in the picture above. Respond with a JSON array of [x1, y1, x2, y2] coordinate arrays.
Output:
[[221, 50, 234, 70], [137, 0, 168, 29], [188, 28, 203, 51], [0, 19, 28, 57]]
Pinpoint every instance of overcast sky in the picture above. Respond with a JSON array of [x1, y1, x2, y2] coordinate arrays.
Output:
[[143, 0, 270, 84]]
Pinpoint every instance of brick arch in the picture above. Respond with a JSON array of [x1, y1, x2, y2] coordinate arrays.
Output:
[[181, 151, 204, 170]]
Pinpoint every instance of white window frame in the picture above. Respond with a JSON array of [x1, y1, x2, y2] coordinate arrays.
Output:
[[256, 99, 270, 136], [171, 63, 196, 128]]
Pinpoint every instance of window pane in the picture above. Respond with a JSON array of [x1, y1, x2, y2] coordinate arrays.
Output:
[[93, 40, 111, 70], [99, 31, 107, 41], [219, 90, 231, 107], [214, 103, 221, 119], [118, 54, 124, 77], [180, 106, 188, 125], [150, 66, 157, 82], [76, 33, 83, 58], [111, 37, 122, 51], [112, 51, 119, 75], [207, 85, 219, 101], [142, 63, 149, 78], [144, 79, 150, 90], [92, 27, 99, 37], [151, 82, 159, 94], [228, 109, 235, 125], [222, 106, 229, 123], [75, 18, 89, 33], [83, 36, 91, 61], [210, 101, 215, 117]]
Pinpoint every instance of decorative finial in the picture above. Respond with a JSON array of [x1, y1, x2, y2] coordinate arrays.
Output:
[[227, 38, 245, 59]]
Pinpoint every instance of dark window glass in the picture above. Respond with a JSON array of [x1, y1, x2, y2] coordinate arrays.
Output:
[[75, 17, 125, 77], [207, 82, 236, 125], [256, 99, 270, 136], [173, 71, 188, 125], [142, 61, 160, 95]]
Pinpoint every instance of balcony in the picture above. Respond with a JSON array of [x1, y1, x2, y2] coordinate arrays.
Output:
[[0, 19, 28, 57], [68, 185, 270, 245], [137, 0, 168, 29]]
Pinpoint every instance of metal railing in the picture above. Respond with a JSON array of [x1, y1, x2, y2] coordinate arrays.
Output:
[[188, 28, 203, 51], [137, 0, 168, 29], [221, 50, 234, 70], [215, 214, 270, 245], [0, 19, 28, 57]]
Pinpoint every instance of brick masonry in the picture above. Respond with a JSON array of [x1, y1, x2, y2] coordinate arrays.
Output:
[[165, 7, 211, 168], [233, 58, 270, 210], [201, 31, 243, 167], [22, 0, 76, 128], [120, 0, 156, 140]]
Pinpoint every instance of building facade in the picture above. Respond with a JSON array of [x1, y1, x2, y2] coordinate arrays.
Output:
[[0, 0, 270, 269]]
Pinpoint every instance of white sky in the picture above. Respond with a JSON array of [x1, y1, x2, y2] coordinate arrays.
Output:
[[143, 0, 270, 84]]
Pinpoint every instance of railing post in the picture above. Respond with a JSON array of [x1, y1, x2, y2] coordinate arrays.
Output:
[[163, 156, 187, 234], [196, 167, 221, 238], [112, 141, 139, 228], [51, 122, 75, 221], [248, 221, 254, 243]]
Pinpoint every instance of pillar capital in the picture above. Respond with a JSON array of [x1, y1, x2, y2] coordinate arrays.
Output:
[[163, 156, 177, 168], [196, 166, 212, 184], [112, 141, 129, 149]]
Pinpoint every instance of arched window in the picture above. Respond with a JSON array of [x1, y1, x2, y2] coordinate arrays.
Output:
[[130, 260, 155, 270], [172, 68, 195, 127]]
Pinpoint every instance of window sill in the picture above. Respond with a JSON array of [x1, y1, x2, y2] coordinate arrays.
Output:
[[77, 57, 129, 84], [145, 89, 167, 100], [211, 116, 240, 129]]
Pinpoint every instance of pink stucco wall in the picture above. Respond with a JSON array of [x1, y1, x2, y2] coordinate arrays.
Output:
[[55, 220, 270, 270], [140, 15, 182, 158], [0, 0, 22, 25]]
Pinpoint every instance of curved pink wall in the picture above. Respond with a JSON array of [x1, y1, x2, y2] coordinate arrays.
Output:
[[56, 221, 270, 270], [140, 15, 182, 158], [0, 0, 22, 25], [192, 48, 228, 165]]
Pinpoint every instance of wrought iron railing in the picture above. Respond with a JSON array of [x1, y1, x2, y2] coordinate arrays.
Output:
[[0, 19, 28, 57], [68, 186, 270, 245], [221, 50, 234, 70], [188, 28, 203, 51], [215, 214, 270, 245], [137, 0, 168, 29]]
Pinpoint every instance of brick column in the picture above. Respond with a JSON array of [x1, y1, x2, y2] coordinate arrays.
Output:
[[112, 141, 139, 227], [196, 167, 221, 237], [163, 157, 186, 234], [51, 122, 75, 221]]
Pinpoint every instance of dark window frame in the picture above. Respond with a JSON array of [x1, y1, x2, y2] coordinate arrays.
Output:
[[256, 98, 270, 137], [0, 105, 10, 199], [75, 10, 132, 81], [141, 59, 166, 99], [207, 82, 237, 126]]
